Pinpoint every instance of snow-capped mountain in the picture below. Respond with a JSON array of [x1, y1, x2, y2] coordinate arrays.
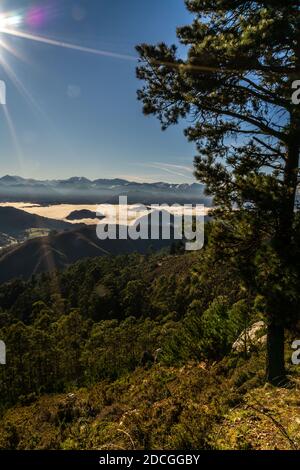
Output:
[[0, 175, 211, 205]]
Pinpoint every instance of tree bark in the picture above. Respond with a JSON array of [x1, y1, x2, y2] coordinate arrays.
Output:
[[266, 136, 299, 385], [266, 322, 286, 386]]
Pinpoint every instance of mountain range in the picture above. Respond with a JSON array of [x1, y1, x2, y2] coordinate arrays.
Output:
[[0, 175, 211, 205]]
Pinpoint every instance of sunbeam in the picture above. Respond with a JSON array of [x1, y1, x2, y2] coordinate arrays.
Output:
[[0, 37, 28, 63], [1, 104, 24, 173], [1, 27, 137, 62], [1, 57, 50, 119]]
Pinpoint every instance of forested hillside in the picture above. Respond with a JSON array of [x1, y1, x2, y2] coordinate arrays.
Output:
[[0, 222, 299, 450], [0, 224, 173, 283]]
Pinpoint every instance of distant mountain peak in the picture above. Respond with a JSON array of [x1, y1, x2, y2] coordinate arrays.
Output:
[[0, 175, 211, 206], [66, 177, 92, 183], [0, 175, 24, 183]]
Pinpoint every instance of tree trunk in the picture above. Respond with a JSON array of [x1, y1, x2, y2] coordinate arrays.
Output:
[[265, 133, 299, 385], [265, 30, 300, 386], [266, 322, 286, 386]]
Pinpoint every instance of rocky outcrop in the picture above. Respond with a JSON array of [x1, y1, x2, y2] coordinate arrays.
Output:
[[232, 321, 267, 353]]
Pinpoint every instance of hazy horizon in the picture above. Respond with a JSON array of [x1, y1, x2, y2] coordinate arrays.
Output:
[[0, 173, 200, 185]]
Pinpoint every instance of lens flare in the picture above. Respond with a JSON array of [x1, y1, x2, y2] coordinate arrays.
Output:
[[0, 13, 23, 30], [26, 7, 46, 28], [1, 27, 137, 62]]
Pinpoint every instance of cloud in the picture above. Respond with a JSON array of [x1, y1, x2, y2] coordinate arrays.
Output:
[[120, 161, 195, 184], [153, 162, 193, 173], [146, 162, 194, 179]]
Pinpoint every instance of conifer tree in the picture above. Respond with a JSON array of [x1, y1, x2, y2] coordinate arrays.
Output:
[[136, 0, 300, 385]]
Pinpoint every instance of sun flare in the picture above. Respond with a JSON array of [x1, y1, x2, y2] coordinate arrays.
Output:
[[0, 12, 22, 31]]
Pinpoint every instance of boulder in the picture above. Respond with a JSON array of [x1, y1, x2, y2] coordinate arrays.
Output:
[[232, 321, 266, 353]]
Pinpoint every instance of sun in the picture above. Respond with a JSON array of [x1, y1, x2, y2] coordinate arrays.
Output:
[[0, 12, 22, 31], [0, 7, 135, 62], [0, 10, 25, 64]]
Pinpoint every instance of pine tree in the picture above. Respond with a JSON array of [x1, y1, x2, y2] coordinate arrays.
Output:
[[136, 0, 300, 385]]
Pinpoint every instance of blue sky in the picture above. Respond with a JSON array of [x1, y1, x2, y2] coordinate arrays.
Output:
[[0, 0, 196, 183]]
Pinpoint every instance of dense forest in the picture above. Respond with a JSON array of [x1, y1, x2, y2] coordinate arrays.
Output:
[[0, 229, 240, 408], [0, 220, 299, 449]]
